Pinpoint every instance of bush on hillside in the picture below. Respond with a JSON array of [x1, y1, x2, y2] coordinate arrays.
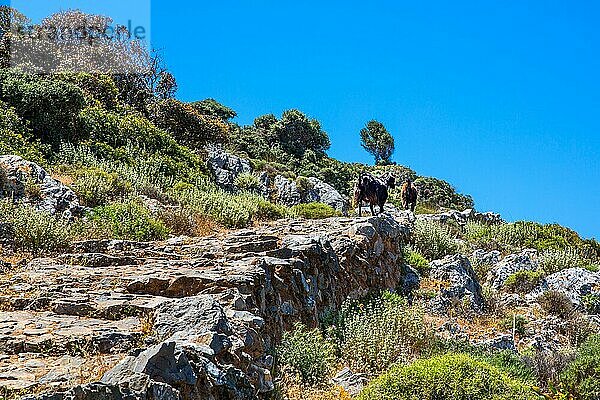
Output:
[[331, 292, 430, 374], [0, 101, 46, 164], [71, 167, 132, 207], [405, 248, 430, 275], [421, 338, 535, 384], [53, 72, 120, 110], [414, 177, 474, 211], [357, 353, 536, 400], [79, 200, 169, 241], [504, 270, 544, 294], [560, 335, 600, 400], [148, 98, 229, 149], [234, 173, 262, 193], [538, 248, 592, 275], [76, 106, 205, 181], [170, 181, 287, 228], [190, 98, 237, 121], [276, 323, 336, 384], [463, 221, 598, 259], [0, 69, 86, 147], [412, 219, 458, 261], [291, 203, 340, 219], [537, 291, 575, 319], [0, 201, 72, 255]]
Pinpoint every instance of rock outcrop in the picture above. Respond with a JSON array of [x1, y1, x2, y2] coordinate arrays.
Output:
[[529, 267, 600, 308], [428, 254, 483, 312], [274, 175, 349, 214], [206, 147, 253, 190], [0, 155, 82, 219], [417, 208, 503, 226], [4, 215, 410, 399], [486, 249, 539, 290]]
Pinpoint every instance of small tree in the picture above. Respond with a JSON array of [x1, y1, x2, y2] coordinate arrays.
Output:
[[360, 120, 395, 165]]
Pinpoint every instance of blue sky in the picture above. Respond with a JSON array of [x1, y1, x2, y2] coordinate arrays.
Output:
[[8, 1, 600, 239]]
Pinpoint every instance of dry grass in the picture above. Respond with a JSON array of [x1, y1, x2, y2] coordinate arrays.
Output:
[[51, 173, 75, 187], [276, 371, 352, 400]]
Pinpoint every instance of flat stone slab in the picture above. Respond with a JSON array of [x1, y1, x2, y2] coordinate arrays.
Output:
[[0, 311, 142, 355]]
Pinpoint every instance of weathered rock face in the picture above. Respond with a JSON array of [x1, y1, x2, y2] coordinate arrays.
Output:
[[428, 254, 483, 312], [485, 250, 538, 290], [273, 175, 349, 214], [417, 208, 503, 226], [206, 147, 253, 190], [529, 267, 600, 308], [0, 155, 82, 218], [5, 215, 410, 399]]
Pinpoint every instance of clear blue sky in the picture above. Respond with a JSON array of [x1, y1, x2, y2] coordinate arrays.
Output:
[[9, 1, 600, 239]]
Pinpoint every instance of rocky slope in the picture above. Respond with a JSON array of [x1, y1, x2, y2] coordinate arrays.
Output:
[[0, 213, 411, 399]]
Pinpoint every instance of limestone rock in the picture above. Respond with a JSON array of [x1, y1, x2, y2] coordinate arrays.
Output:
[[273, 175, 349, 214], [529, 267, 600, 308], [486, 250, 538, 290], [206, 147, 252, 190], [429, 254, 483, 312], [0, 155, 82, 219]]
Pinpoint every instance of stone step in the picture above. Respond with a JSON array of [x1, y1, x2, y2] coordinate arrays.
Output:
[[0, 353, 123, 392], [0, 311, 143, 356]]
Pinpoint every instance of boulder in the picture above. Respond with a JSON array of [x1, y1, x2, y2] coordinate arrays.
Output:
[[331, 367, 368, 397], [273, 175, 349, 214], [486, 250, 538, 290], [0, 155, 82, 219], [529, 267, 600, 308], [102, 342, 196, 394], [417, 209, 503, 226], [429, 254, 483, 312], [273, 175, 301, 206], [206, 147, 252, 190]]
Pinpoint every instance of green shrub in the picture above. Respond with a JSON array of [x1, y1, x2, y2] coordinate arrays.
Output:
[[358, 353, 536, 400], [148, 98, 229, 149], [295, 176, 313, 193], [414, 202, 439, 215], [464, 221, 595, 257], [290, 202, 340, 219], [72, 167, 132, 207], [80, 200, 169, 241], [413, 176, 474, 211], [234, 173, 262, 193], [332, 292, 430, 374], [581, 294, 600, 315], [421, 339, 535, 384], [539, 248, 588, 275], [0, 201, 72, 255], [499, 314, 529, 336], [171, 181, 287, 228], [0, 101, 47, 164], [0, 69, 86, 147], [560, 335, 600, 400], [405, 248, 430, 275], [276, 323, 336, 384], [504, 270, 544, 294], [412, 219, 458, 261], [53, 72, 119, 110]]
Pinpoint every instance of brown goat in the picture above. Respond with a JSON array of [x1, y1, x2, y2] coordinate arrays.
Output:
[[401, 179, 418, 212], [354, 173, 396, 216]]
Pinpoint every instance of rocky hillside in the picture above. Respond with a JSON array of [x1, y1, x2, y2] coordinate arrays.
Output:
[[1, 7, 600, 400], [1, 206, 410, 399], [0, 156, 598, 399]]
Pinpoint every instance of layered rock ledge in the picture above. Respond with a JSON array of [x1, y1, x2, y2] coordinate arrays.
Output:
[[0, 215, 410, 399]]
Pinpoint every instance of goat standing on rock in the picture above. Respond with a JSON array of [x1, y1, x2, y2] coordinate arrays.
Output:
[[401, 178, 418, 212], [354, 173, 396, 216]]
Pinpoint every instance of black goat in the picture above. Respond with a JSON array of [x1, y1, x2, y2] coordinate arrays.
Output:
[[353, 173, 396, 216]]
